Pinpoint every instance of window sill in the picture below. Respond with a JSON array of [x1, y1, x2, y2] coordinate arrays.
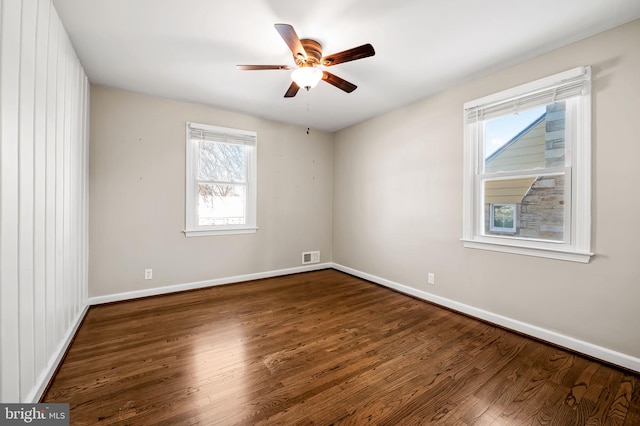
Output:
[[461, 239, 593, 263], [184, 227, 257, 237]]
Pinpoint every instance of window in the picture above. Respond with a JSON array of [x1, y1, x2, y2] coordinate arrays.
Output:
[[185, 122, 257, 237], [462, 67, 592, 262], [489, 204, 517, 233]]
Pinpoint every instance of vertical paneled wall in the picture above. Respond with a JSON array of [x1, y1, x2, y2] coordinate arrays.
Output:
[[0, 0, 89, 402]]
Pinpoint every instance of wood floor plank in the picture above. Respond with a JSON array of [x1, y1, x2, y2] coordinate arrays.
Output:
[[624, 377, 640, 426], [43, 269, 640, 425]]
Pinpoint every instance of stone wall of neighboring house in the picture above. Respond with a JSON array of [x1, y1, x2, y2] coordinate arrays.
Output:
[[518, 102, 567, 241], [519, 174, 565, 240], [544, 102, 566, 168]]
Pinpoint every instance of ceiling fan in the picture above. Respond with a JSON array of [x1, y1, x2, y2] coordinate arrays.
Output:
[[237, 24, 375, 98]]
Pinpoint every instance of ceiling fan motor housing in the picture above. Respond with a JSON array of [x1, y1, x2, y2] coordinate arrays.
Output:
[[297, 39, 322, 66]]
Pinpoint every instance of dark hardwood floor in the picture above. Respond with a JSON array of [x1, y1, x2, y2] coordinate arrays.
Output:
[[43, 269, 639, 425]]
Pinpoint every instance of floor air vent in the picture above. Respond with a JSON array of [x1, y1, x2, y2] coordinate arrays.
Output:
[[302, 251, 320, 265]]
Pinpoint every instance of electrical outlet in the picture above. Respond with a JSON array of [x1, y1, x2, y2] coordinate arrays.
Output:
[[144, 269, 153, 280], [427, 272, 435, 285]]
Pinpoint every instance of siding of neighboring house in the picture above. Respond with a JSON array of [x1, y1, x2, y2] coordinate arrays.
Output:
[[485, 117, 546, 173], [484, 177, 537, 205]]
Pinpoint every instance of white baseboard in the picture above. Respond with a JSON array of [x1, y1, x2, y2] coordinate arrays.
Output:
[[88, 263, 332, 306], [27, 303, 90, 403], [331, 263, 640, 373]]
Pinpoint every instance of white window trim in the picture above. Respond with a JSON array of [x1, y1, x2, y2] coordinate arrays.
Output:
[[462, 67, 593, 263], [184, 122, 257, 237]]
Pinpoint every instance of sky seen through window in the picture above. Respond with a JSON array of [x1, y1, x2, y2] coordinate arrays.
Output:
[[484, 106, 546, 158]]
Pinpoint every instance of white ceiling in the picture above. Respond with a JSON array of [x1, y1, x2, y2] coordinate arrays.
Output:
[[53, 0, 640, 132]]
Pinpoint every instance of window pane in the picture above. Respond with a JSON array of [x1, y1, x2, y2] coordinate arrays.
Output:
[[483, 175, 565, 241], [199, 141, 246, 182], [198, 183, 246, 226], [484, 103, 565, 173]]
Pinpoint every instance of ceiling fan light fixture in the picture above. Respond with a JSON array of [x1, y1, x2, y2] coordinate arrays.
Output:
[[291, 66, 323, 89]]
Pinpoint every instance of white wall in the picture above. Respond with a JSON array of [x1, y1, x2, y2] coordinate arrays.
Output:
[[0, 0, 89, 402], [333, 20, 640, 369], [88, 86, 333, 298]]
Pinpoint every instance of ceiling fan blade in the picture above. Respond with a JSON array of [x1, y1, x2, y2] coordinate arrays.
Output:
[[284, 82, 300, 98], [322, 44, 375, 66], [237, 65, 290, 71], [275, 23, 307, 61], [322, 72, 357, 93]]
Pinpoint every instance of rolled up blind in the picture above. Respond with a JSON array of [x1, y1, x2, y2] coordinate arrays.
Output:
[[187, 122, 256, 146], [465, 66, 590, 123]]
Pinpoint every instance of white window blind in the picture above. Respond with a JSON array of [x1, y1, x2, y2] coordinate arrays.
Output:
[[187, 123, 256, 146], [465, 67, 590, 122]]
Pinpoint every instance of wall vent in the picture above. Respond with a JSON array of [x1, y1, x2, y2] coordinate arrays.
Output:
[[302, 251, 320, 265]]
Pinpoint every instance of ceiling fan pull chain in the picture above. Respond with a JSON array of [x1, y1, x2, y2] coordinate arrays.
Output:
[[306, 89, 311, 135]]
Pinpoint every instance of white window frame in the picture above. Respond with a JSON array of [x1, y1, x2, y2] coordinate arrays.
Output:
[[462, 67, 593, 263], [184, 122, 257, 237], [489, 203, 517, 233]]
